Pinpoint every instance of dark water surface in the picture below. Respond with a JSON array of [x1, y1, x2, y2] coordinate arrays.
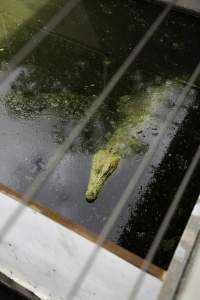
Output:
[[0, 282, 27, 300], [0, 0, 200, 269]]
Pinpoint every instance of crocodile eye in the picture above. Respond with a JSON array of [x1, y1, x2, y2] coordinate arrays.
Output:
[[96, 168, 101, 174]]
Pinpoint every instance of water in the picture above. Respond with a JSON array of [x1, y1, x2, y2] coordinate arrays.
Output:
[[0, 282, 27, 300], [0, 0, 200, 269]]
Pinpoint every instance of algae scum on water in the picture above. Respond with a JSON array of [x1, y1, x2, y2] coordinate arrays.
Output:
[[0, 0, 200, 269]]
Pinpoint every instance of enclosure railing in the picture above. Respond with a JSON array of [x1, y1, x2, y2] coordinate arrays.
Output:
[[0, 0, 200, 299]]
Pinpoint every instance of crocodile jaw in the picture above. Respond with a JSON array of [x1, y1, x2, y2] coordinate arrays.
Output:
[[86, 150, 120, 202]]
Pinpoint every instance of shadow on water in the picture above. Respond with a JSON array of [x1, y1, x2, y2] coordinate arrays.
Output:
[[0, 0, 200, 269], [118, 95, 200, 269]]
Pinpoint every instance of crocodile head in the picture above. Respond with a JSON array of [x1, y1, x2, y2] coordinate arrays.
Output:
[[86, 149, 120, 202]]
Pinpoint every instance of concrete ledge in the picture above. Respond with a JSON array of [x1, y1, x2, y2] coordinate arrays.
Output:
[[0, 191, 162, 300]]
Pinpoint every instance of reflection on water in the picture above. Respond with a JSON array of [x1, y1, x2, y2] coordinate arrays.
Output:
[[0, 0, 200, 268]]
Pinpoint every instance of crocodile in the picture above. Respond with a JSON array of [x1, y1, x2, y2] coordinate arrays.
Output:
[[85, 82, 179, 201]]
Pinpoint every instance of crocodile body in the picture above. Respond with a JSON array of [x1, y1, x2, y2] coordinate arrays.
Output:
[[86, 82, 178, 201]]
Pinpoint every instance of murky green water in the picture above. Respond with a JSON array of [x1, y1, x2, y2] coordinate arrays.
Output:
[[0, 0, 200, 269]]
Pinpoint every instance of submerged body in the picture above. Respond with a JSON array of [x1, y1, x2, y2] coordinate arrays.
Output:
[[86, 82, 179, 201]]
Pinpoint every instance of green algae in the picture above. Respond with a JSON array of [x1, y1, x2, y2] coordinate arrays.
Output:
[[5, 90, 95, 119]]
